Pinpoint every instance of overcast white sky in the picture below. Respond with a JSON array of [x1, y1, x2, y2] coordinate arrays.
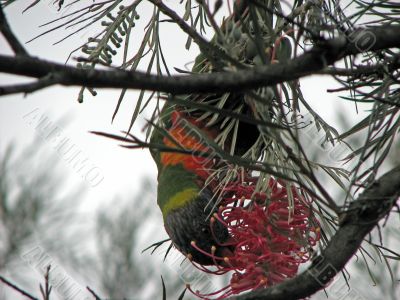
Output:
[[1, 1, 162, 211]]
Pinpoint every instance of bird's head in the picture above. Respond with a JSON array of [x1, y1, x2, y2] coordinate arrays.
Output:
[[164, 187, 233, 265]]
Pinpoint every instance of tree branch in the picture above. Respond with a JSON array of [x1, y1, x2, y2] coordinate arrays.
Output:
[[319, 54, 400, 77], [0, 25, 399, 96], [0, 74, 60, 96], [0, 6, 28, 56], [232, 165, 400, 300]]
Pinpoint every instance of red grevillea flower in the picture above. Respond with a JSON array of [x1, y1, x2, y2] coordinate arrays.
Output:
[[188, 177, 321, 299]]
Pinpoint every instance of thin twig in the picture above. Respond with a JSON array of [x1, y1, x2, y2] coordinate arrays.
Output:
[[0, 6, 28, 55], [39, 265, 52, 300], [319, 55, 400, 77], [86, 286, 103, 300], [91, 129, 300, 182], [0, 74, 60, 96], [0, 275, 39, 300]]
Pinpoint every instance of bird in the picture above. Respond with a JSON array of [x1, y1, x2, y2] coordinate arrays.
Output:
[[149, 62, 260, 266]]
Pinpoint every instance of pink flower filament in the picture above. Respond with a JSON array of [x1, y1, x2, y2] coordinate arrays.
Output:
[[188, 177, 321, 299]]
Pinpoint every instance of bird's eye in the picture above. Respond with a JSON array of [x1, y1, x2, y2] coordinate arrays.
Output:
[[201, 227, 210, 234]]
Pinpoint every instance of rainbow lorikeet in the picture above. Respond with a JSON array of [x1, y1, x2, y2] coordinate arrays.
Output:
[[149, 22, 261, 261], [150, 94, 259, 265]]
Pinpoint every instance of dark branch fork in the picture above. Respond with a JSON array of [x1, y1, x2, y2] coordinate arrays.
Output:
[[0, 24, 399, 96]]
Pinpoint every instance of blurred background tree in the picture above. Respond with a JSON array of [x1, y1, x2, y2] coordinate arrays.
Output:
[[0, 141, 182, 299], [0, 139, 87, 298]]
